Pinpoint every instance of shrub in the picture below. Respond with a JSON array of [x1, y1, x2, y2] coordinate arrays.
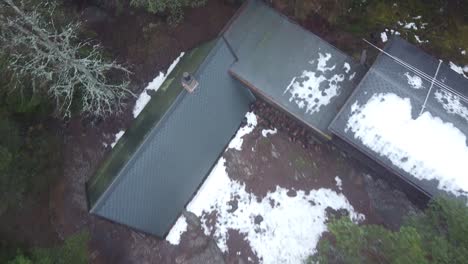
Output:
[[130, 0, 207, 25], [312, 197, 468, 264]]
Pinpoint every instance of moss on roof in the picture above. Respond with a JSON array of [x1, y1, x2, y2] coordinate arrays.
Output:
[[86, 40, 217, 208]]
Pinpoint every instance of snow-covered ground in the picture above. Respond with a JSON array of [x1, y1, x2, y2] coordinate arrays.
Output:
[[110, 130, 125, 148], [166, 215, 188, 245], [228, 112, 258, 151], [166, 112, 365, 263], [284, 53, 356, 115], [346, 93, 468, 197], [133, 52, 185, 118], [261, 128, 277, 137]]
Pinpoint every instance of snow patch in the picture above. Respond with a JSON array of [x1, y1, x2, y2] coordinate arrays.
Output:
[[317, 53, 336, 72], [335, 176, 343, 191], [462, 50, 466, 55], [227, 112, 257, 151], [111, 130, 125, 148], [346, 93, 468, 197], [261, 128, 277, 138], [284, 53, 349, 115], [403, 22, 417, 30], [343, 62, 351, 73], [414, 35, 428, 44], [404, 72, 424, 89], [449, 61, 468, 79], [386, 29, 401, 36], [133, 52, 185, 118], [166, 215, 188, 245], [435, 90, 468, 122], [187, 157, 364, 264], [380, 32, 388, 43]]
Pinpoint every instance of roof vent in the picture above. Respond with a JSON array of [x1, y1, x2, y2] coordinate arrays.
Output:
[[181, 72, 199, 93]]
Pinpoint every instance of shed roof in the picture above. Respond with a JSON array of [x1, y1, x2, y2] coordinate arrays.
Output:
[[88, 39, 254, 237], [329, 36, 468, 199], [225, 0, 365, 139]]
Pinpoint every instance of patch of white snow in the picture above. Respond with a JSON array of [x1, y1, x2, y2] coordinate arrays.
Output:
[[435, 90, 468, 122], [404, 72, 424, 89], [317, 53, 336, 72], [343, 62, 351, 73], [335, 176, 343, 191], [403, 22, 417, 30], [261, 128, 277, 137], [462, 50, 466, 55], [414, 35, 428, 44], [380, 32, 388, 43], [227, 112, 257, 151], [346, 93, 468, 197], [285, 53, 350, 115], [187, 158, 364, 263], [449, 61, 468, 79], [166, 215, 188, 245], [111, 130, 125, 148], [133, 52, 185, 118]]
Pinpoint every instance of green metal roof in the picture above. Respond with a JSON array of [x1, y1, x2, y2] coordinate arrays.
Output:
[[226, 0, 365, 139], [86, 40, 217, 208], [87, 39, 254, 237]]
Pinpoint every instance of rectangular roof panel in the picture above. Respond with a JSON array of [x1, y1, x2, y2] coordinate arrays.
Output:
[[225, 0, 365, 139], [90, 39, 255, 237], [330, 37, 468, 199]]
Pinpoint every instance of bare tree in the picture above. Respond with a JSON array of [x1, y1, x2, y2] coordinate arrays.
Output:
[[0, 0, 133, 118]]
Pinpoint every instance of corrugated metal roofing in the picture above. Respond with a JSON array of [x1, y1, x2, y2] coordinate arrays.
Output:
[[90, 39, 254, 237], [225, 0, 365, 139], [329, 36, 468, 197]]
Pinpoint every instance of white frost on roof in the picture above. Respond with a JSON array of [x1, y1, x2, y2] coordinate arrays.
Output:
[[435, 89, 468, 122], [317, 53, 336, 72], [335, 176, 343, 191], [187, 157, 364, 263], [343, 62, 351, 74], [404, 72, 424, 89], [284, 53, 351, 115], [227, 112, 257, 151], [133, 52, 185, 118], [261, 128, 277, 137], [111, 130, 125, 148], [166, 215, 187, 245], [380, 32, 388, 43], [449, 61, 468, 79], [346, 93, 468, 197]]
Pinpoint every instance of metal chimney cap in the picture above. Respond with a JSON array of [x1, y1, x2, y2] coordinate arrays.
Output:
[[183, 72, 191, 81]]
